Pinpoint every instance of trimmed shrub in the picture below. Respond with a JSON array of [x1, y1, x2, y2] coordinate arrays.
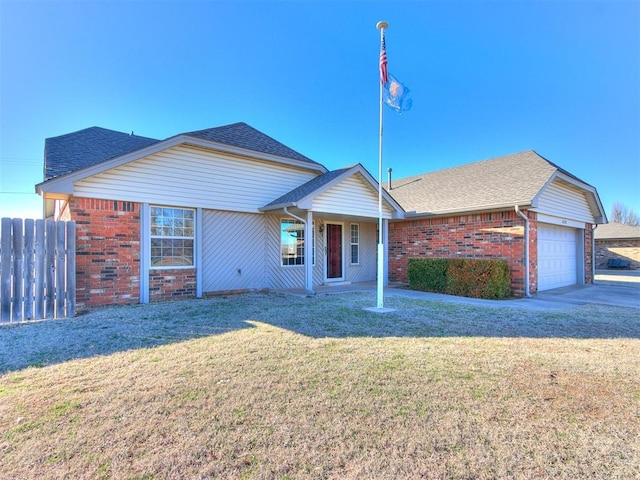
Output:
[[407, 258, 448, 292], [407, 258, 511, 300]]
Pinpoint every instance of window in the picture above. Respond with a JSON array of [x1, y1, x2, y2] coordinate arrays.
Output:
[[280, 219, 315, 266], [281, 219, 305, 266], [350, 223, 359, 264], [150, 206, 195, 268]]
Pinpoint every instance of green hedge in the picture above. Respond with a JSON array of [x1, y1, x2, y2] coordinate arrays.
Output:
[[407, 258, 511, 299]]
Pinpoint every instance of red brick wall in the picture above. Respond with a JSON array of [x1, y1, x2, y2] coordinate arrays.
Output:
[[388, 210, 531, 297], [149, 269, 196, 302], [70, 197, 141, 308], [69, 197, 197, 308]]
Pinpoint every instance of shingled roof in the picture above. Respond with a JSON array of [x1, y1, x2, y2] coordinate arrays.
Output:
[[43, 122, 322, 181], [44, 127, 160, 180], [386, 150, 590, 215], [185, 123, 320, 166], [595, 222, 640, 239]]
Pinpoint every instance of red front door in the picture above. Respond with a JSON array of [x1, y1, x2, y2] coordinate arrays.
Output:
[[326, 223, 343, 279]]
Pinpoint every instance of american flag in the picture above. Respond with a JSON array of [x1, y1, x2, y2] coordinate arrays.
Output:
[[379, 31, 388, 85]]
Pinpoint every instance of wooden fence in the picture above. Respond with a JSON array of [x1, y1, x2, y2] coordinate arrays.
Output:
[[0, 218, 76, 323]]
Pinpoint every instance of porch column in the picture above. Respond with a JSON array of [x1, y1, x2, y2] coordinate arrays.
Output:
[[305, 211, 314, 293]]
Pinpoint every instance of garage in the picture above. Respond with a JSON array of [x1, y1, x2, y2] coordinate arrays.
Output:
[[537, 223, 579, 291]]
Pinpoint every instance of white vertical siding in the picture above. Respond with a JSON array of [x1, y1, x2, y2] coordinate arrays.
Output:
[[312, 174, 394, 219], [74, 145, 318, 213], [202, 210, 267, 292], [536, 180, 594, 223]]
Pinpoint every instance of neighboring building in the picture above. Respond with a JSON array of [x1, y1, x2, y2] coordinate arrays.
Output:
[[594, 222, 640, 270], [37, 123, 404, 308], [386, 151, 607, 296]]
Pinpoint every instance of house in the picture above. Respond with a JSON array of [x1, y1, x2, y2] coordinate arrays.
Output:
[[594, 222, 640, 270], [385, 151, 607, 296], [37, 123, 404, 308]]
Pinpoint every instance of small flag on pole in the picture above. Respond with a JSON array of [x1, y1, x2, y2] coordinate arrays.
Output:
[[383, 74, 412, 113], [379, 30, 388, 85]]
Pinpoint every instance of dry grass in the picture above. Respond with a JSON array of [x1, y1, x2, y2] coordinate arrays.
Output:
[[1, 292, 639, 479]]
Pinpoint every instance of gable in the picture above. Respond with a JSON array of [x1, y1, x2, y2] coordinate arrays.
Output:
[[534, 178, 597, 223], [73, 144, 319, 213], [312, 173, 395, 219], [39, 123, 327, 194]]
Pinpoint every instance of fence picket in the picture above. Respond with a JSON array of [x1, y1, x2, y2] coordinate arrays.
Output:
[[24, 219, 35, 320], [45, 220, 55, 319], [12, 218, 24, 322], [0, 218, 76, 323], [1, 218, 12, 322], [35, 219, 45, 319]]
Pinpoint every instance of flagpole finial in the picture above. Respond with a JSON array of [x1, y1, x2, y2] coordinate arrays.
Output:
[[376, 21, 388, 30]]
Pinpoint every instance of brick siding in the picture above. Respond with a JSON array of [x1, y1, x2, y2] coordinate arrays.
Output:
[[149, 269, 197, 302], [389, 210, 533, 297], [69, 197, 197, 309]]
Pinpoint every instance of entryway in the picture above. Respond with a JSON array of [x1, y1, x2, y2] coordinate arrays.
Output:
[[326, 223, 344, 281]]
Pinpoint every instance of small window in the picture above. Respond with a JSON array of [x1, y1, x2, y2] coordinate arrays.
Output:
[[350, 224, 359, 264], [150, 206, 195, 268]]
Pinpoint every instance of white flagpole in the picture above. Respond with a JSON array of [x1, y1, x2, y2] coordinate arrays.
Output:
[[376, 21, 388, 310]]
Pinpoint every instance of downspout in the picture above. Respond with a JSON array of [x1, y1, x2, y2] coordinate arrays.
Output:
[[283, 207, 313, 294], [515, 205, 532, 297]]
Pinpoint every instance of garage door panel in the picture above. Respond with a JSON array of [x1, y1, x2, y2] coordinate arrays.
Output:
[[538, 224, 578, 291]]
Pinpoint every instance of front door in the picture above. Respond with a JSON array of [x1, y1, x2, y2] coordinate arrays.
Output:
[[326, 223, 343, 280]]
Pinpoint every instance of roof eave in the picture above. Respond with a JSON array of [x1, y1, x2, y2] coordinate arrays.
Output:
[[400, 202, 534, 219]]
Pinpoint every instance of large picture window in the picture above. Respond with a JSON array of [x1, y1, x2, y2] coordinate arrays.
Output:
[[150, 206, 195, 268]]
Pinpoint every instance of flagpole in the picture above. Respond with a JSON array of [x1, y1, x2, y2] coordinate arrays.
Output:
[[376, 21, 388, 310]]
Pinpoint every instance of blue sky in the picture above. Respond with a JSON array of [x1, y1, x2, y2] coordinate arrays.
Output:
[[1, 0, 638, 219]]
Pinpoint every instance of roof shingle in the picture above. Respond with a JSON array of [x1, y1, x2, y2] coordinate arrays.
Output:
[[44, 127, 159, 180], [594, 222, 640, 239], [184, 122, 321, 166], [386, 150, 562, 214]]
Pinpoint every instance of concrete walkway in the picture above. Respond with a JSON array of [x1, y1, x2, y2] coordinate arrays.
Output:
[[277, 272, 640, 311]]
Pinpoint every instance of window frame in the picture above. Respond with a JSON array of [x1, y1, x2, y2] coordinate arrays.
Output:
[[150, 206, 196, 269], [280, 219, 315, 267], [350, 223, 360, 265]]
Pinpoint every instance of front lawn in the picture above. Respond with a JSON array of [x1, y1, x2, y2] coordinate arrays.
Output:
[[1, 292, 639, 479]]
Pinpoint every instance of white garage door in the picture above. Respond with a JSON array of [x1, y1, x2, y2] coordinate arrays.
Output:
[[538, 224, 578, 291]]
